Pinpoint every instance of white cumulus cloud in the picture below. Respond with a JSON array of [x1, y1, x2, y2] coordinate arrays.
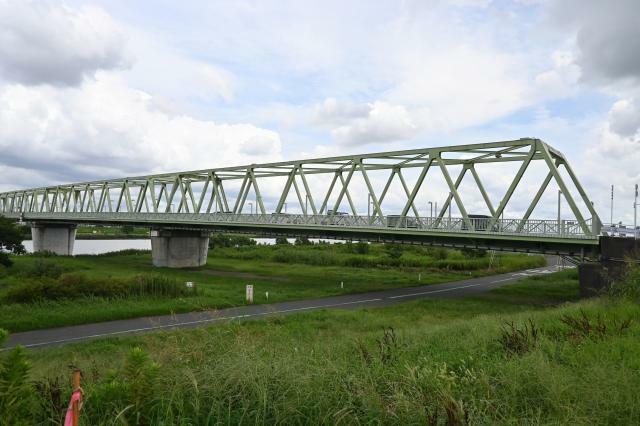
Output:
[[0, 0, 130, 86], [315, 99, 418, 146], [0, 74, 282, 188]]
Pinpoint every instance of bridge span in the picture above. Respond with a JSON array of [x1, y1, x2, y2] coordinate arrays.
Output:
[[1, 138, 604, 265]]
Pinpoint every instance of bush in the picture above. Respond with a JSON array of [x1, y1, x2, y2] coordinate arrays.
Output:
[[0, 215, 26, 259], [209, 233, 256, 249], [4, 273, 197, 303], [609, 264, 640, 301], [294, 236, 312, 245], [385, 243, 404, 260], [345, 241, 369, 255], [0, 329, 36, 422], [460, 248, 487, 258], [88, 347, 159, 424], [21, 259, 65, 279], [121, 225, 135, 234], [275, 237, 290, 245], [0, 252, 11, 268], [425, 247, 449, 260]]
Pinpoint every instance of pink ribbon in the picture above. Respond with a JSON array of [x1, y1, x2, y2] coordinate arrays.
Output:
[[64, 390, 82, 426]]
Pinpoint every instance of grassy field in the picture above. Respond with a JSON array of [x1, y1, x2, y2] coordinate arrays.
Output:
[[0, 243, 544, 332], [4, 268, 639, 424]]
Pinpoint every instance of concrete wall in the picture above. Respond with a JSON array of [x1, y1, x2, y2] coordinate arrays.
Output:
[[150, 229, 210, 268], [580, 236, 640, 297], [31, 224, 77, 255]]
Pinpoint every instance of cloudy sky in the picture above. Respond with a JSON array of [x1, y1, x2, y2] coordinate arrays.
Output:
[[0, 0, 639, 222]]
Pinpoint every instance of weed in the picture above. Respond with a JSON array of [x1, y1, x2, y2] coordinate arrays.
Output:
[[33, 376, 64, 422], [560, 309, 632, 341], [609, 263, 640, 301], [377, 326, 398, 364], [4, 273, 196, 303], [0, 329, 36, 424], [498, 318, 539, 356]]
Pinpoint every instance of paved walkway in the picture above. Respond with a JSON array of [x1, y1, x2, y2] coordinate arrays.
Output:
[[5, 263, 569, 350]]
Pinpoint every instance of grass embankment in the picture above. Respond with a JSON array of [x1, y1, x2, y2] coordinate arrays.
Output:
[[9, 269, 640, 424], [0, 243, 544, 332]]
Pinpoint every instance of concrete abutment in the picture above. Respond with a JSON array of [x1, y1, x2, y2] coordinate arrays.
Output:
[[30, 223, 77, 255], [150, 229, 210, 268], [579, 236, 639, 297]]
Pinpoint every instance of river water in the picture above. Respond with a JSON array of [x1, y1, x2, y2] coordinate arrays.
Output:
[[21, 238, 345, 255]]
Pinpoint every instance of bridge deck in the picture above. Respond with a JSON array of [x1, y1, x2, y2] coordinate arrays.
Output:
[[7, 212, 599, 256]]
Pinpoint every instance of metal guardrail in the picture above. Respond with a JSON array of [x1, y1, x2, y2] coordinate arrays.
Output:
[[12, 212, 599, 240], [602, 224, 640, 239]]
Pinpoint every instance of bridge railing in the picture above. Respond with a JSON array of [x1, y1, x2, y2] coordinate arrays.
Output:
[[13, 212, 598, 239]]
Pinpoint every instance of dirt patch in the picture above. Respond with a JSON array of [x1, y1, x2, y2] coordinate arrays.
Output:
[[193, 269, 291, 282]]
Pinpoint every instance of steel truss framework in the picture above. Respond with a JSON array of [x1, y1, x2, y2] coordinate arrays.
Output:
[[0, 138, 601, 240]]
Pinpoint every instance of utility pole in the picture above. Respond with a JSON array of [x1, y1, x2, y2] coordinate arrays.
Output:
[[635, 183, 638, 239], [557, 190, 562, 224], [558, 190, 562, 235], [610, 185, 614, 225], [428, 201, 433, 219]]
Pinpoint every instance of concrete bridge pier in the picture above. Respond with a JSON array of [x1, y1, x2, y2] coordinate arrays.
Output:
[[579, 236, 639, 297], [150, 229, 210, 268], [31, 223, 77, 255]]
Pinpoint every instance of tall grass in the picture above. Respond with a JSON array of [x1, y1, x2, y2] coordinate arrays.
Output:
[[4, 273, 196, 303], [211, 243, 544, 271], [9, 270, 639, 425]]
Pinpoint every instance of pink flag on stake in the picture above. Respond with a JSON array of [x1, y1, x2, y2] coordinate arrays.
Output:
[[64, 390, 82, 426]]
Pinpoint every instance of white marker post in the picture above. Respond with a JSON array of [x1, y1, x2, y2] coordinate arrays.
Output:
[[418, 273, 421, 281], [246, 284, 254, 303], [265, 291, 269, 300], [340, 281, 344, 289]]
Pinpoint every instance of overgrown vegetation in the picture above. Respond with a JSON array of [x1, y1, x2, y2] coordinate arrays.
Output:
[[498, 318, 539, 356], [1, 268, 638, 424], [4, 273, 195, 303], [0, 215, 25, 267], [0, 243, 544, 332], [208, 240, 543, 271], [0, 329, 35, 423], [208, 233, 257, 249]]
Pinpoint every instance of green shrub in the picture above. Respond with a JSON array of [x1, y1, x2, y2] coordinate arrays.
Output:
[[460, 248, 487, 258], [21, 259, 65, 279], [345, 241, 371, 254], [385, 243, 404, 260], [275, 237, 290, 245], [425, 247, 449, 260], [88, 347, 159, 424], [0, 329, 36, 424], [609, 264, 640, 301], [294, 236, 312, 245], [0, 252, 10, 268], [209, 233, 256, 249], [4, 273, 196, 303]]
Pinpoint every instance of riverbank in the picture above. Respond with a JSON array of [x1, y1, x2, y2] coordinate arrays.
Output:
[[0, 244, 544, 332], [10, 269, 640, 424]]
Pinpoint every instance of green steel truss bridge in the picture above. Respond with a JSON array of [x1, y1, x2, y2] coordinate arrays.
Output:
[[0, 138, 602, 258]]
